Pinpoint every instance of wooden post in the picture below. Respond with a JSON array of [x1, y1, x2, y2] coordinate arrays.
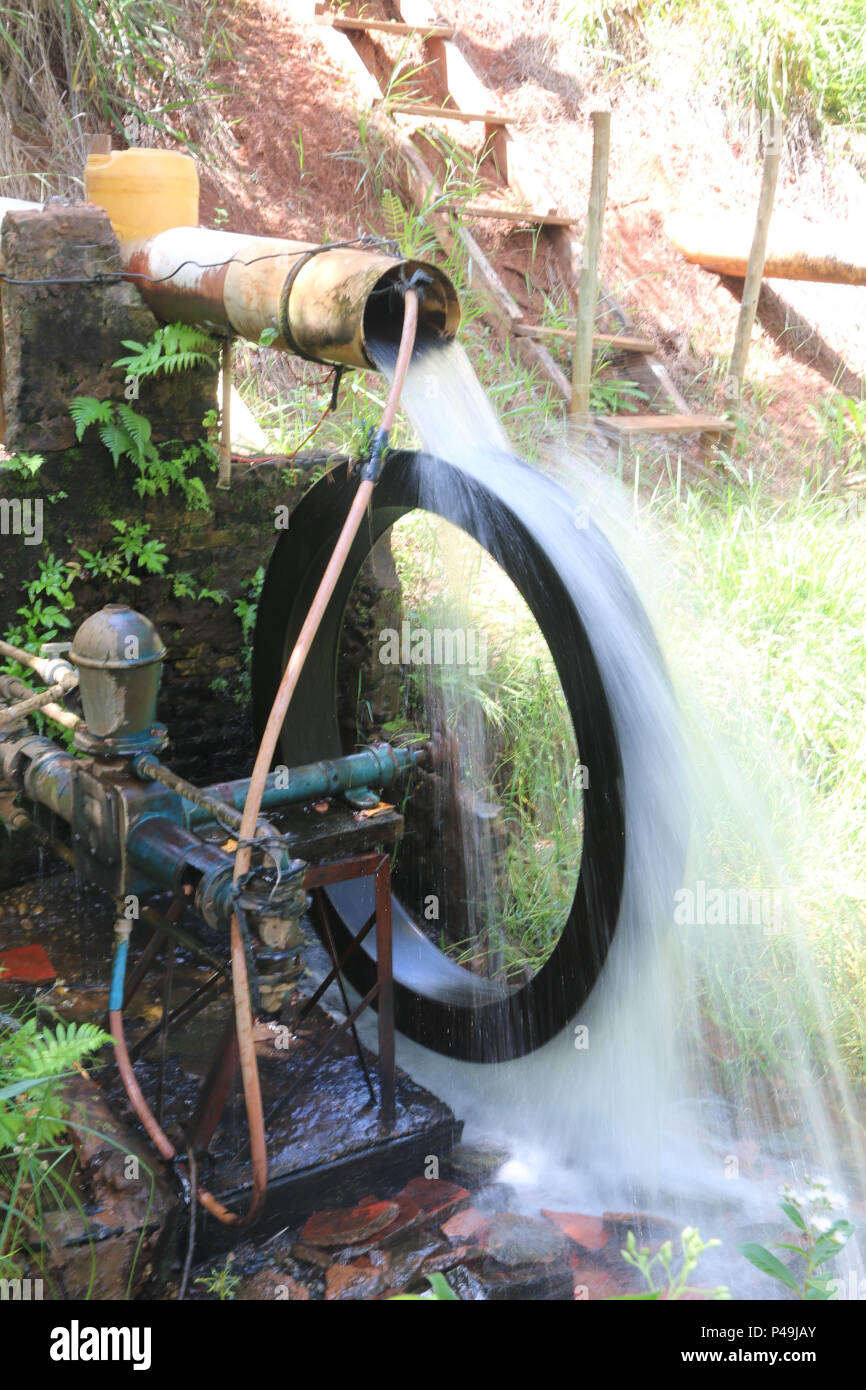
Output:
[[217, 338, 233, 489], [726, 118, 783, 407], [570, 111, 610, 420]]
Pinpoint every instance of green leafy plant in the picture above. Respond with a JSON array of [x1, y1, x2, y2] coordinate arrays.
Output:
[[738, 1178, 854, 1299], [0, 1003, 110, 1286], [113, 323, 219, 380], [231, 565, 265, 707], [194, 1251, 241, 1300], [613, 1226, 731, 1300]]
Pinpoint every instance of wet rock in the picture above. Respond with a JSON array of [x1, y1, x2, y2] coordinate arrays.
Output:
[[541, 1209, 609, 1252], [441, 1206, 490, 1246], [338, 1197, 424, 1255], [397, 1176, 470, 1223], [377, 1231, 451, 1291], [448, 1263, 489, 1300], [239, 1269, 311, 1300], [0, 944, 56, 982], [603, 1210, 681, 1244], [325, 1259, 387, 1300], [482, 1212, 569, 1269], [442, 1142, 510, 1189], [301, 1200, 400, 1249], [291, 1242, 333, 1270]]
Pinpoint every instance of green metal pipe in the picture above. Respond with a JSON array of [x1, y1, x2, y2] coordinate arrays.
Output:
[[186, 742, 425, 828]]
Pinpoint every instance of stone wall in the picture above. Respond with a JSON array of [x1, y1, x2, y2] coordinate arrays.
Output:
[[0, 204, 218, 453], [0, 204, 403, 887]]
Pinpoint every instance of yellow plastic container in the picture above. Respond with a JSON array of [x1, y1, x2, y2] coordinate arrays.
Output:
[[84, 148, 199, 243]]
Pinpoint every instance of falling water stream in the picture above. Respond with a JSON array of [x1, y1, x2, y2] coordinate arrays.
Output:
[[359, 336, 866, 1296]]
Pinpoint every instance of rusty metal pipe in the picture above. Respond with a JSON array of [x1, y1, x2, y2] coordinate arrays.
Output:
[[120, 227, 459, 368]]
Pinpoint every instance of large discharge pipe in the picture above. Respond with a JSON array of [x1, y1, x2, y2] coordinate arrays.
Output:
[[121, 228, 459, 367]]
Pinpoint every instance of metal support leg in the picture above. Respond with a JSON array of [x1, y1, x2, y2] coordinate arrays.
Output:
[[374, 856, 395, 1131]]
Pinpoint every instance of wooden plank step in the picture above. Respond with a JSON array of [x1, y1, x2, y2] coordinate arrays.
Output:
[[385, 102, 510, 125], [599, 413, 736, 435], [314, 11, 456, 39], [446, 203, 576, 226], [514, 324, 655, 353]]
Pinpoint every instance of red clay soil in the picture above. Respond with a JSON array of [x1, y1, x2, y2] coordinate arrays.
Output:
[[201, 0, 864, 486]]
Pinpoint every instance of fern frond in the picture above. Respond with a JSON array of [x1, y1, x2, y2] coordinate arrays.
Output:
[[69, 396, 114, 441]]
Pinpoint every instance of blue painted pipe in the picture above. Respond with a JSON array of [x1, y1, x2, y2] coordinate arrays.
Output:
[[109, 933, 128, 1012], [185, 741, 425, 828]]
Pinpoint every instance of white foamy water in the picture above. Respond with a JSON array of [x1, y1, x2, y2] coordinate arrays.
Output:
[[355, 337, 865, 1292]]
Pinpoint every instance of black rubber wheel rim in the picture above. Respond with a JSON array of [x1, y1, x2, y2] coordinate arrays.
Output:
[[253, 450, 629, 1062]]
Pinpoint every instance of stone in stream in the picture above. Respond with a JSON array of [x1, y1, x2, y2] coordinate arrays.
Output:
[[397, 1176, 470, 1223], [441, 1142, 511, 1189], [482, 1212, 569, 1269], [301, 1199, 400, 1248], [238, 1269, 310, 1301], [441, 1206, 491, 1246], [541, 1209, 610, 1252], [325, 1259, 387, 1300]]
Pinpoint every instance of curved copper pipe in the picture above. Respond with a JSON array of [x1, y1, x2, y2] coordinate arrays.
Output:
[[229, 289, 421, 1224]]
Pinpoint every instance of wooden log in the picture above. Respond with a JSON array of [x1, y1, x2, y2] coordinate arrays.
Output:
[[384, 103, 510, 125], [600, 413, 736, 435], [514, 324, 654, 353], [444, 203, 575, 226], [571, 112, 610, 420], [314, 9, 455, 39], [666, 210, 866, 285]]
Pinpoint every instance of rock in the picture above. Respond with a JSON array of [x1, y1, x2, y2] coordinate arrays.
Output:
[[541, 1209, 609, 1252], [397, 1176, 470, 1223], [376, 1231, 451, 1292], [340, 1197, 424, 1254], [238, 1269, 310, 1300], [291, 1242, 333, 1270], [442, 1142, 510, 1189], [325, 1259, 387, 1300], [482, 1212, 569, 1270], [301, 1199, 399, 1249], [441, 1206, 490, 1246]]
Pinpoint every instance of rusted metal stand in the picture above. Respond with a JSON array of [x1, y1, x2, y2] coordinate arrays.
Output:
[[185, 849, 396, 1154], [286, 851, 396, 1131]]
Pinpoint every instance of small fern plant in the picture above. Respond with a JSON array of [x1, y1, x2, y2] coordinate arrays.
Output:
[[70, 323, 220, 510], [0, 1007, 109, 1282], [113, 323, 219, 379]]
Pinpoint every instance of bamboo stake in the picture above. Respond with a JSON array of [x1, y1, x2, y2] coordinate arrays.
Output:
[[217, 338, 233, 489], [570, 111, 610, 421], [726, 119, 783, 406]]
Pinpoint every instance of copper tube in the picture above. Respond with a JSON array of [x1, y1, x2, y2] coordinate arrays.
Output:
[[227, 289, 421, 1222], [109, 901, 239, 1226]]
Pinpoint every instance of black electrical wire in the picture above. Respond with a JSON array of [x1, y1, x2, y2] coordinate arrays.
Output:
[[0, 233, 400, 287]]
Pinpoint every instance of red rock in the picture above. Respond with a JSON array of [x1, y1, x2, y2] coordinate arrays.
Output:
[[441, 1206, 490, 1246], [420, 1245, 473, 1275], [541, 1209, 609, 1252], [397, 1176, 470, 1222], [0, 944, 56, 983], [325, 1259, 387, 1300], [301, 1199, 399, 1248], [354, 1197, 423, 1249]]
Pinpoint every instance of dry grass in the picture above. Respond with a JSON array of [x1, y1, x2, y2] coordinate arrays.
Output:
[[0, 0, 237, 199]]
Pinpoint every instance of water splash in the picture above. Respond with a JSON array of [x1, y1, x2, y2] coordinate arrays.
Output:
[[363, 337, 865, 1292]]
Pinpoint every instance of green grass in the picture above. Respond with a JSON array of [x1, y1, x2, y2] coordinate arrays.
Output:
[[355, 509, 582, 985], [560, 0, 866, 131], [0, 0, 232, 197], [647, 459, 866, 1085]]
